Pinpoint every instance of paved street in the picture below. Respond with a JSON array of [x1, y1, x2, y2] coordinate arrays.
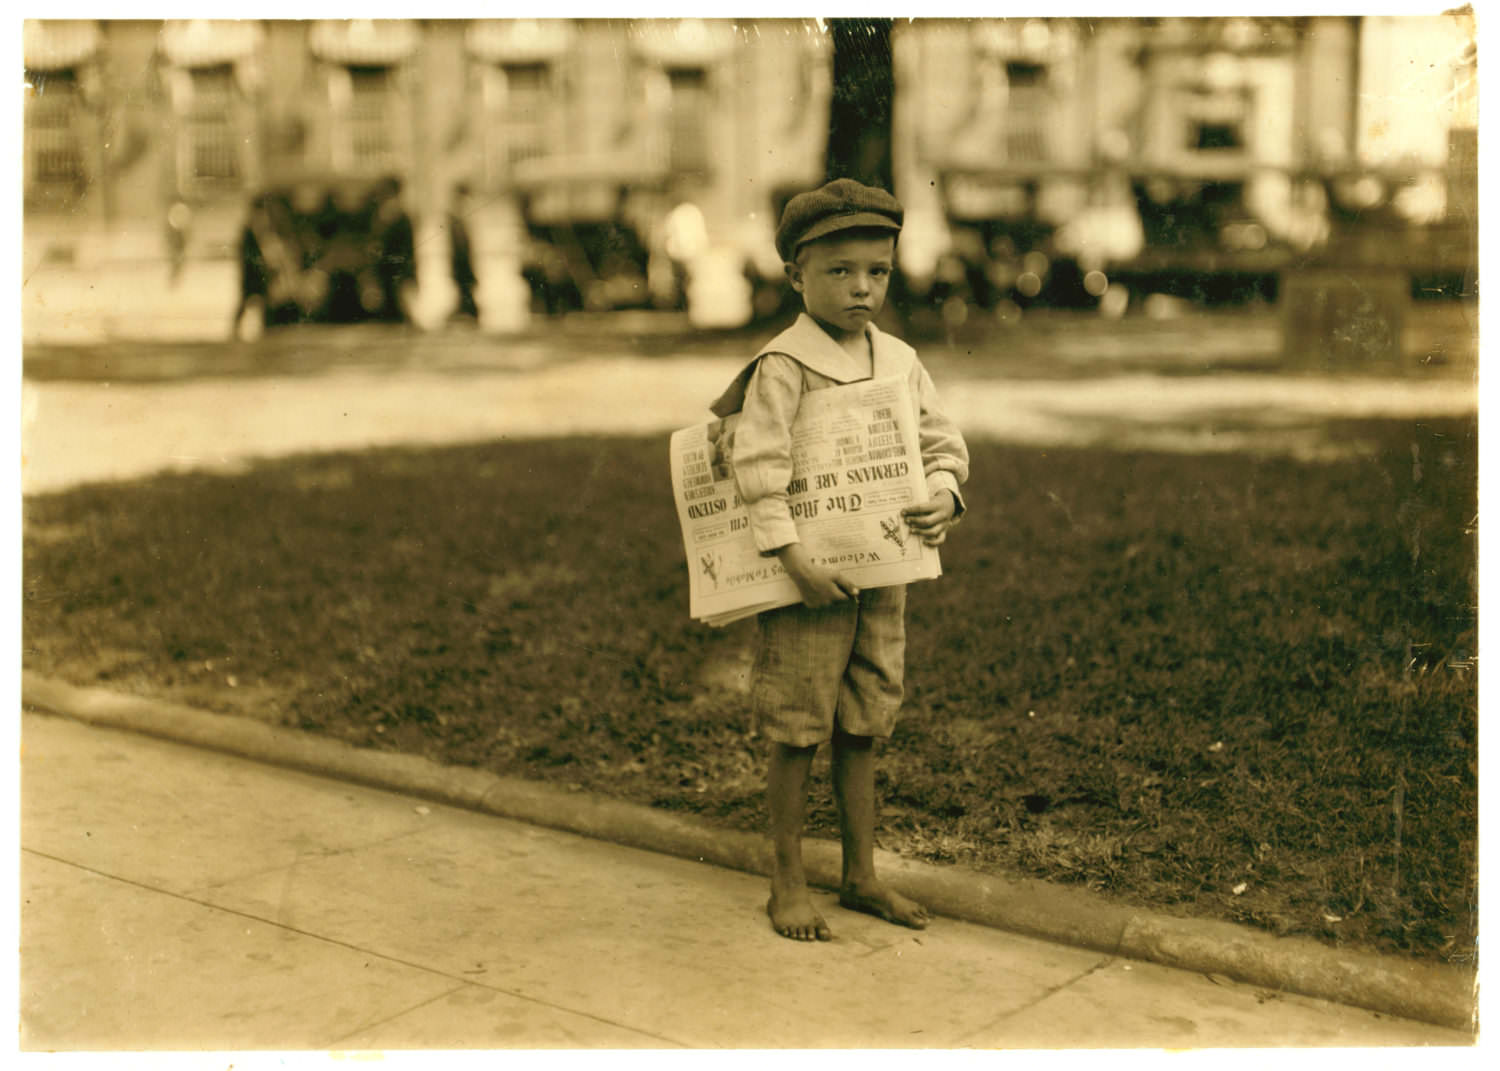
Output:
[[19, 710, 1472, 1051], [19, 325, 1477, 496]]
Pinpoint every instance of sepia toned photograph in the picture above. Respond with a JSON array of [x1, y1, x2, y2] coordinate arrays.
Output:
[[17, 7, 1479, 1056]]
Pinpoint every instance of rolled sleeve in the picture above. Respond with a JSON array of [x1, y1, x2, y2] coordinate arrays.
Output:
[[915, 361, 970, 517], [730, 354, 805, 553], [926, 469, 966, 516]]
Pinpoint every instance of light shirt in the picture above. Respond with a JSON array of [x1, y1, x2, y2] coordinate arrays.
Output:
[[710, 312, 970, 554]]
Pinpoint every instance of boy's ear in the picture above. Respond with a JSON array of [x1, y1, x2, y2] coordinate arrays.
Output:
[[784, 260, 804, 292]]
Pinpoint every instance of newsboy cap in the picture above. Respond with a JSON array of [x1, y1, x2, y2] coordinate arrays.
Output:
[[775, 178, 904, 262]]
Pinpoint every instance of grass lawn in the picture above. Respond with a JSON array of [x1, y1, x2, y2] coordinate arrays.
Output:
[[22, 416, 1477, 963]]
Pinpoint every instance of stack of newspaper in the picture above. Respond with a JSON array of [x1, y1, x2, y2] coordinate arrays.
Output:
[[669, 376, 942, 627]]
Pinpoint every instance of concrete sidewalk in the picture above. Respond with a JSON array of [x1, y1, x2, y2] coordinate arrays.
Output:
[[19, 710, 1471, 1051]]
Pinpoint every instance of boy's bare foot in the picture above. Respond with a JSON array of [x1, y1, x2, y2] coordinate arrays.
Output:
[[838, 880, 932, 929], [766, 885, 832, 942]]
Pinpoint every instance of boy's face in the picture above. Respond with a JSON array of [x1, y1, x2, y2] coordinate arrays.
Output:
[[787, 233, 895, 339]]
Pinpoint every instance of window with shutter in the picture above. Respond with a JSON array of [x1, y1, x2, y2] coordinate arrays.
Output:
[[24, 68, 87, 206], [181, 63, 241, 192], [666, 67, 710, 175]]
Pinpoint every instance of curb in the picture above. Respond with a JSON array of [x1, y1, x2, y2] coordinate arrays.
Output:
[[21, 671, 1476, 1033]]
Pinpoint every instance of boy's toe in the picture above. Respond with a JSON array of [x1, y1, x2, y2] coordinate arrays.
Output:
[[767, 892, 831, 942]]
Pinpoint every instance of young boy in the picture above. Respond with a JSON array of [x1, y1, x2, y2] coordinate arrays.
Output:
[[708, 179, 970, 942]]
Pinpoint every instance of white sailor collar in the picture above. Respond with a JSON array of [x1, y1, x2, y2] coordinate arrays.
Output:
[[709, 313, 917, 417]]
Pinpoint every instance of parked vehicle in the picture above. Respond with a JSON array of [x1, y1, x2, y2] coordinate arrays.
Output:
[[235, 172, 416, 331]]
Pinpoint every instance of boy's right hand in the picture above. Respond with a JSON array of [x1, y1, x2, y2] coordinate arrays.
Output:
[[776, 543, 859, 608]]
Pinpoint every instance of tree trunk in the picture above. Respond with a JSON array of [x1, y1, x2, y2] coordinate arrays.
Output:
[[825, 19, 894, 192]]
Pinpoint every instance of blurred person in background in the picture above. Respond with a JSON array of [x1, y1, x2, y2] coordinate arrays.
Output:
[[370, 175, 416, 323], [448, 181, 480, 321]]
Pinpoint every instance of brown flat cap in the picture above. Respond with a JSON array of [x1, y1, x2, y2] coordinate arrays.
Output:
[[776, 178, 903, 262]]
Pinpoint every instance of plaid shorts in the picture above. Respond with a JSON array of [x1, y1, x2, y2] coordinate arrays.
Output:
[[750, 584, 907, 747]]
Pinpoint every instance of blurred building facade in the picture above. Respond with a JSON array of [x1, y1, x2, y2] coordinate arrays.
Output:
[[22, 16, 1476, 347], [892, 14, 1476, 350]]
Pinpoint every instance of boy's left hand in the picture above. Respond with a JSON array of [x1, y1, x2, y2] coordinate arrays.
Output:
[[902, 490, 960, 546]]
